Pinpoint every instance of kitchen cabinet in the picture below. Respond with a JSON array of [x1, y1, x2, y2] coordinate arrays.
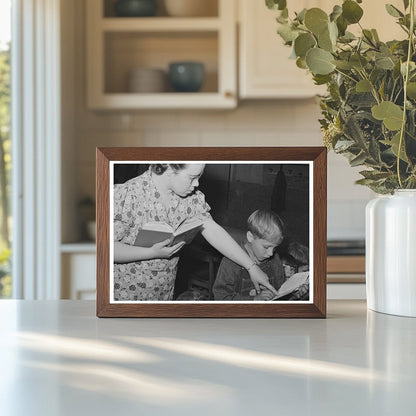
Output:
[[327, 255, 366, 300], [238, 0, 326, 99], [86, 0, 237, 109], [238, 0, 404, 99], [60, 248, 366, 300], [61, 245, 96, 300]]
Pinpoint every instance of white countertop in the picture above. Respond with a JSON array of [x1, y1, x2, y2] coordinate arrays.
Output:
[[0, 300, 415, 415]]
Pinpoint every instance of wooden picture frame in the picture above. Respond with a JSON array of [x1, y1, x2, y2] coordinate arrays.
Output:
[[96, 147, 327, 318]]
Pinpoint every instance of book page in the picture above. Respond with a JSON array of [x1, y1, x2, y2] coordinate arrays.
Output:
[[272, 271, 309, 300], [141, 221, 174, 233], [174, 217, 204, 235]]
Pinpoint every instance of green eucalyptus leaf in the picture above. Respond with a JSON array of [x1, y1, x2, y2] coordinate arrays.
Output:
[[348, 92, 377, 107], [336, 15, 348, 36], [329, 81, 341, 100], [385, 4, 404, 18], [389, 132, 409, 162], [296, 8, 307, 23], [281, 7, 288, 19], [339, 31, 356, 43], [330, 5, 342, 21], [407, 82, 416, 99], [370, 67, 385, 84], [343, 115, 366, 147], [277, 23, 299, 43], [296, 57, 308, 69], [328, 21, 338, 44], [276, 14, 288, 24], [350, 54, 368, 70], [333, 60, 353, 70], [313, 74, 332, 85], [380, 44, 392, 55], [304, 8, 329, 35], [350, 152, 368, 167], [266, 0, 287, 11], [355, 178, 391, 189], [375, 55, 395, 70], [306, 48, 336, 75], [318, 27, 334, 52], [371, 29, 380, 42], [401, 61, 416, 76], [403, 0, 409, 10], [356, 79, 372, 92], [342, 0, 364, 24], [372, 101, 404, 130], [334, 139, 355, 151], [363, 29, 375, 45], [355, 178, 377, 186], [369, 136, 382, 163], [399, 14, 411, 29], [360, 170, 391, 180], [294, 33, 316, 58], [378, 78, 386, 100]]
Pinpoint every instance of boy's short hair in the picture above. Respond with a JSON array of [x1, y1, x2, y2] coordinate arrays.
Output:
[[287, 242, 309, 265], [247, 209, 284, 244]]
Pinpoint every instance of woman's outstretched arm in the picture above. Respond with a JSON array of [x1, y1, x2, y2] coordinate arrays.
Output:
[[201, 218, 279, 296]]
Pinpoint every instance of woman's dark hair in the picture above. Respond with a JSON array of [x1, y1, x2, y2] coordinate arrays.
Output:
[[150, 164, 186, 175]]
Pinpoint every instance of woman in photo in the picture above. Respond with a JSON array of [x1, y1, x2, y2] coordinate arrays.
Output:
[[113, 163, 279, 301]]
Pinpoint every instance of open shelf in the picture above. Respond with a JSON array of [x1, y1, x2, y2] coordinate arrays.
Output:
[[104, 31, 218, 94], [101, 17, 221, 31], [103, 0, 219, 19], [86, 0, 236, 109]]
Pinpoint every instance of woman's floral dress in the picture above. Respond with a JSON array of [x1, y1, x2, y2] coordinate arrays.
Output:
[[113, 169, 211, 301]]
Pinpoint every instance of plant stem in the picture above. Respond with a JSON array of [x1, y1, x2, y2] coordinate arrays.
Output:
[[358, 69, 381, 104], [397, 0, 415, 188], [334, 68, 358, 84]]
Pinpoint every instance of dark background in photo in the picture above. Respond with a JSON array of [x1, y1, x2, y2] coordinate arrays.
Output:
[[113, 163, 310, 299]]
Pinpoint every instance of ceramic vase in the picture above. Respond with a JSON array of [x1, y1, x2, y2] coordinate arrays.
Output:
[[366, 189, 416, 317]]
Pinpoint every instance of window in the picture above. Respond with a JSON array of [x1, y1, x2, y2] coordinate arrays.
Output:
[[0, 0, 11, 298]]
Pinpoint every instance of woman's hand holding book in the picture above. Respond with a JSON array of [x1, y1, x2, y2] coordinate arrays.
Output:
[[150, 239, 186, 259]]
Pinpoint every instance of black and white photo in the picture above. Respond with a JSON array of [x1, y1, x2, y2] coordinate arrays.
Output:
[[96, 147, 326, 317], [111, 162, 311, 303]]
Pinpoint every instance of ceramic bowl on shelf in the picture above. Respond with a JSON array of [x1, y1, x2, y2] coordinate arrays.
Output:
[[128, 68, 167, 93], [164, 0, 217, 17], [114, 0, 158, 17], [168, 61, 205, 92]]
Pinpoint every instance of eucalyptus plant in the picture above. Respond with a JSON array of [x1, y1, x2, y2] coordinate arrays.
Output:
[[266, 0, 416, 193]]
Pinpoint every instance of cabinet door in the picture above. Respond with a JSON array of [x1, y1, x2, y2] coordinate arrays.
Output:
[[62, 253, 96, 300], [239, 0, 326, 99], [239, 0, 404, 99]]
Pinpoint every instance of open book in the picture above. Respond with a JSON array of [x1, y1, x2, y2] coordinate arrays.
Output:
[[133, 217, 204, 248], [271, 271, 309, 300]]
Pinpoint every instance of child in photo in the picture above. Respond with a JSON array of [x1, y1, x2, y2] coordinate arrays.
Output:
[[213, 209, 286, 301], [280, 241, 309, 300], [113, 164, 278, 301]]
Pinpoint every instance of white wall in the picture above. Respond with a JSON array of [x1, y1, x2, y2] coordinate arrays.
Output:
[[61, 0, 375, 243]]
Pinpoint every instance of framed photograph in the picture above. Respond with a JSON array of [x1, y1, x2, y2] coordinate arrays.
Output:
[[96, 147, 327, 318]]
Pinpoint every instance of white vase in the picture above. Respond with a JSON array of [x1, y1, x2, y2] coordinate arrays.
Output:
[[366, 189, 416, 317]]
